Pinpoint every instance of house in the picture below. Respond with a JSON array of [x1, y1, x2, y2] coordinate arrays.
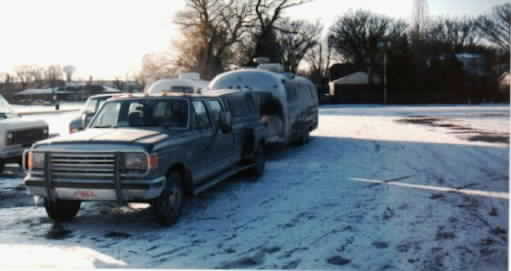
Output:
[[499, 72, 510, 92], [329, 72, 382, 104]]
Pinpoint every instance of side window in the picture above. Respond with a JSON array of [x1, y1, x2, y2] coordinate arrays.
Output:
[[308, 85, 317, 102], [285, 82, 298, 103], [94, 102, 120, 127], [206, 100, 223, 123], [193, 101, 211, 129]]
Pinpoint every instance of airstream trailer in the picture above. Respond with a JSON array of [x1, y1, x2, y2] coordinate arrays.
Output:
[[146, 72, 209, 95], [209, 65, 318, 144]]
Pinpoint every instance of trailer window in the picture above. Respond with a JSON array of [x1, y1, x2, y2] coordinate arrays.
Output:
[[284, 81, 298, 102]]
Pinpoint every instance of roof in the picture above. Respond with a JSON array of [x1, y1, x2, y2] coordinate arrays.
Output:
[[499, 72, 510, 86], [456, 53, 481, 59], [108, 89, 242, 102], [330, 72, 381, 85], [146, 78, 209, 94], [15, 88, 75, 95], [209, 68, 287, 91]]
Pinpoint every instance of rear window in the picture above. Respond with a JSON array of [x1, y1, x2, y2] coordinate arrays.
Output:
[[193, 101, 211, 129]]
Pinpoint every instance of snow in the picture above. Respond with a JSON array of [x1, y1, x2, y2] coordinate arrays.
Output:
[[0, 104, 508, 270], [12, 102, 83, 115]]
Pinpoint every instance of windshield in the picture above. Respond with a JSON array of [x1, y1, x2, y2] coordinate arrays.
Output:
[[0, 95, 16, 119], [90, 99, 189, 129], [81, 96, 111, 114]]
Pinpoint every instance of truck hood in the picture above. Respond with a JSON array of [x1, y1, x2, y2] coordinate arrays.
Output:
[[39, 128, 170, 145], [0, 118, 48, 130]]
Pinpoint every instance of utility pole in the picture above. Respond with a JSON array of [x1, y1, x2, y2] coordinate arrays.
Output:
[[383, 50, 387, 105], [378, 41, 389, 105]]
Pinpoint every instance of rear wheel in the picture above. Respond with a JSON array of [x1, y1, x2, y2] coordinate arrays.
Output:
[[0, 159, 4, 174], [44, 199, 81, 221], [298, 130, 310, 145], [152, 171, 185, 226]]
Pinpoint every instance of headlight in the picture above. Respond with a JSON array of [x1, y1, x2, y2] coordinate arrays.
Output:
[[123, 152, 148, 171], [43, 128, 49, 137], [28, 152, 45, 169]]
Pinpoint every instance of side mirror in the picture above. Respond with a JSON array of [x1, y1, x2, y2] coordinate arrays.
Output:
[[218, 112, 232, 133]]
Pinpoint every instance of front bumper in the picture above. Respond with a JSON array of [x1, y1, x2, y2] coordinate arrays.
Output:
[[25, 173, 165, 202]]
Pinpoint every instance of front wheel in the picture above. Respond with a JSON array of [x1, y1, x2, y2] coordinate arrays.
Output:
[[44, 199, 81, 221], [248, 145, 265, 178], [152, 171, 185, 226]]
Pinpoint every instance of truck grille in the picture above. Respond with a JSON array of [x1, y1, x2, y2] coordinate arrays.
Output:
[[9, 128, 47, 146], [49, 152, 116, 181]]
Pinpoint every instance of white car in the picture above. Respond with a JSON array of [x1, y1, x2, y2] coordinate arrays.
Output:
[[0, 95, 49, 172]]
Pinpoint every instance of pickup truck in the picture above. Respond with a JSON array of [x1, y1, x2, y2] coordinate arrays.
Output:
[[0, 95, 49, 173], [24, 90, 266, 225]]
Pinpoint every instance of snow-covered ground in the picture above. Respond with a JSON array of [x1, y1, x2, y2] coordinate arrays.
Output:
[[0, 105, 508, 270]]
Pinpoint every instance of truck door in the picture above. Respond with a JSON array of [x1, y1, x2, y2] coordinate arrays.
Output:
[[191, 100, 219, 181], [205, 99, 236, 169]]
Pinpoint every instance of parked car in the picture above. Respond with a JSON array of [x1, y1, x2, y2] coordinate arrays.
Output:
[[0, 95, 49, 173], [69, 94, 121, 133], [24, 90, 266, 225], [209, 63, 318, 145]]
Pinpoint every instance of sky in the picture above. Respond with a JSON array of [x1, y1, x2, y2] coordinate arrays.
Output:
[[0, 0, 507, 81]]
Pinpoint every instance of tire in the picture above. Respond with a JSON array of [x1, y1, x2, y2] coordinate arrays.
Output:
[[298, 130, 310, 145], [0, 159, 4, 174], [44, 199, 81, 222], [248, 145, 265, 178], [152, 171, 185, 226]]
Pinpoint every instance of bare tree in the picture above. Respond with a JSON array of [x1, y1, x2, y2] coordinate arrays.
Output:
[[26, 65, 45, 88], [112, 78, 125, 90], [173, 0, 252, 79], [328, 10, 408, 84], [303, 36, 335, 83], [424, 17, 480, 53], [276, 18, 322, 72], [14, 65, 34, 89], [329, 10, 408, 66], [44, 65, 63, 88], [0, 73, 13, 90], [476, 3, 511, 51], [250, 0, 310, 62], [141, 53, 177, 84], [63, 65, 76, 82]]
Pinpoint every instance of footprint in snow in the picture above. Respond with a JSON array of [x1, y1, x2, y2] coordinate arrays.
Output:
[[327, 256, 351, 266]]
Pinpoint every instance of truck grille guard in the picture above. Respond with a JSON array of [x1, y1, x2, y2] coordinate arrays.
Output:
[[44, 152, 125, 204]]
